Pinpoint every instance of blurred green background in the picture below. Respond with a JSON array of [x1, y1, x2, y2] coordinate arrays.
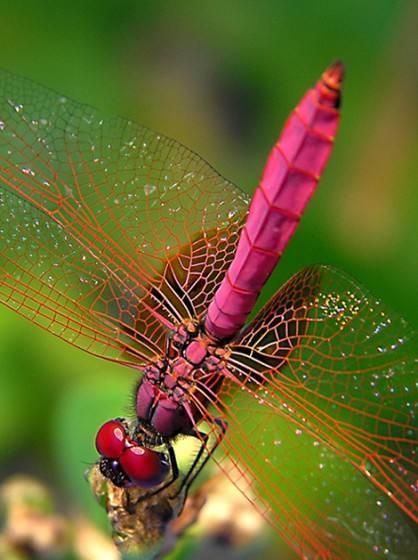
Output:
[[0, 1, 417, 559]]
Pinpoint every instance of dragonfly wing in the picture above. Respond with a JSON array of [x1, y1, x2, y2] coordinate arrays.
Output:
[[145, 223, 243, 325], [0, 69, 248, 364], [206, 390, 417, 559], [0, 187, 163, 364], [191, 266, 417, 558]]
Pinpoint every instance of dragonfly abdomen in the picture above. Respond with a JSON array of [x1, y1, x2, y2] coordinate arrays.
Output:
[[205, 62, 344, 341]]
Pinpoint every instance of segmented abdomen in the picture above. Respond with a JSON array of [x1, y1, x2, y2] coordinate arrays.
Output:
[[205, 62, 344, 340]]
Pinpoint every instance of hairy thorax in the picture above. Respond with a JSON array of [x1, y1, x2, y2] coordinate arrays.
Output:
[[136, 320, 230, 438]]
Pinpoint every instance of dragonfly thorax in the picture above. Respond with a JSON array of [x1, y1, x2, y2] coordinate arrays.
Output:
[[136, 321, 228, 438]]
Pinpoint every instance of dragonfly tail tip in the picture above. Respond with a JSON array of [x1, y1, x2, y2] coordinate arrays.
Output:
[[322, 60, 345, 91]]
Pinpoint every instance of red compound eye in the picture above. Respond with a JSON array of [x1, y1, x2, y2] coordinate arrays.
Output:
[[95, 420, 127, 459], [120, 446, 169, 488]]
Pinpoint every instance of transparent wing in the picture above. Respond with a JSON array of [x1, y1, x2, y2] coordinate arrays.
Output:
[[0, 69, 247, 365], [191, 266, 417, 558]]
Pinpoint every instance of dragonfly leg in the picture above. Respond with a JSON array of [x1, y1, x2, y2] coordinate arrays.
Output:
[[171, 417, 227, 500], [128, 442, 180, 508], [127, 419, 226, 509]]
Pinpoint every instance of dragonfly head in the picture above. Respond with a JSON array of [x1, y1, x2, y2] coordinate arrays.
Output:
[[95, 419, 170, 488]]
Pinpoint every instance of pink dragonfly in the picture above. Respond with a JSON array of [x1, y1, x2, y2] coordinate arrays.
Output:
[[0, 62, 416, 559]]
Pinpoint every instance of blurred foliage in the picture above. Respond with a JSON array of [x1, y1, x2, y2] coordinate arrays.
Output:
[[0, 1, 416, 559]]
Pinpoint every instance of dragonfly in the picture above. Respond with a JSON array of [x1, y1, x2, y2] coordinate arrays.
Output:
[[0, 62, 416, 559]]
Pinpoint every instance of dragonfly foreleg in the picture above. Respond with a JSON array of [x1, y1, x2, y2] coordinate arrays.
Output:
[[127, 419, 226, 510], [172, 418, 227, 500]]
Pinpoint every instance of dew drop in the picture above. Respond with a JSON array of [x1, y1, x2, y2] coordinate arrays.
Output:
[[22, 167, 35, 176], [64, 185, 74, 197], [144, 184, 156, 196]]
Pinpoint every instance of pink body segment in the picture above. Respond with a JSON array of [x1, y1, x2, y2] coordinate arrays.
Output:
[[205, 63, 344, 340]]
